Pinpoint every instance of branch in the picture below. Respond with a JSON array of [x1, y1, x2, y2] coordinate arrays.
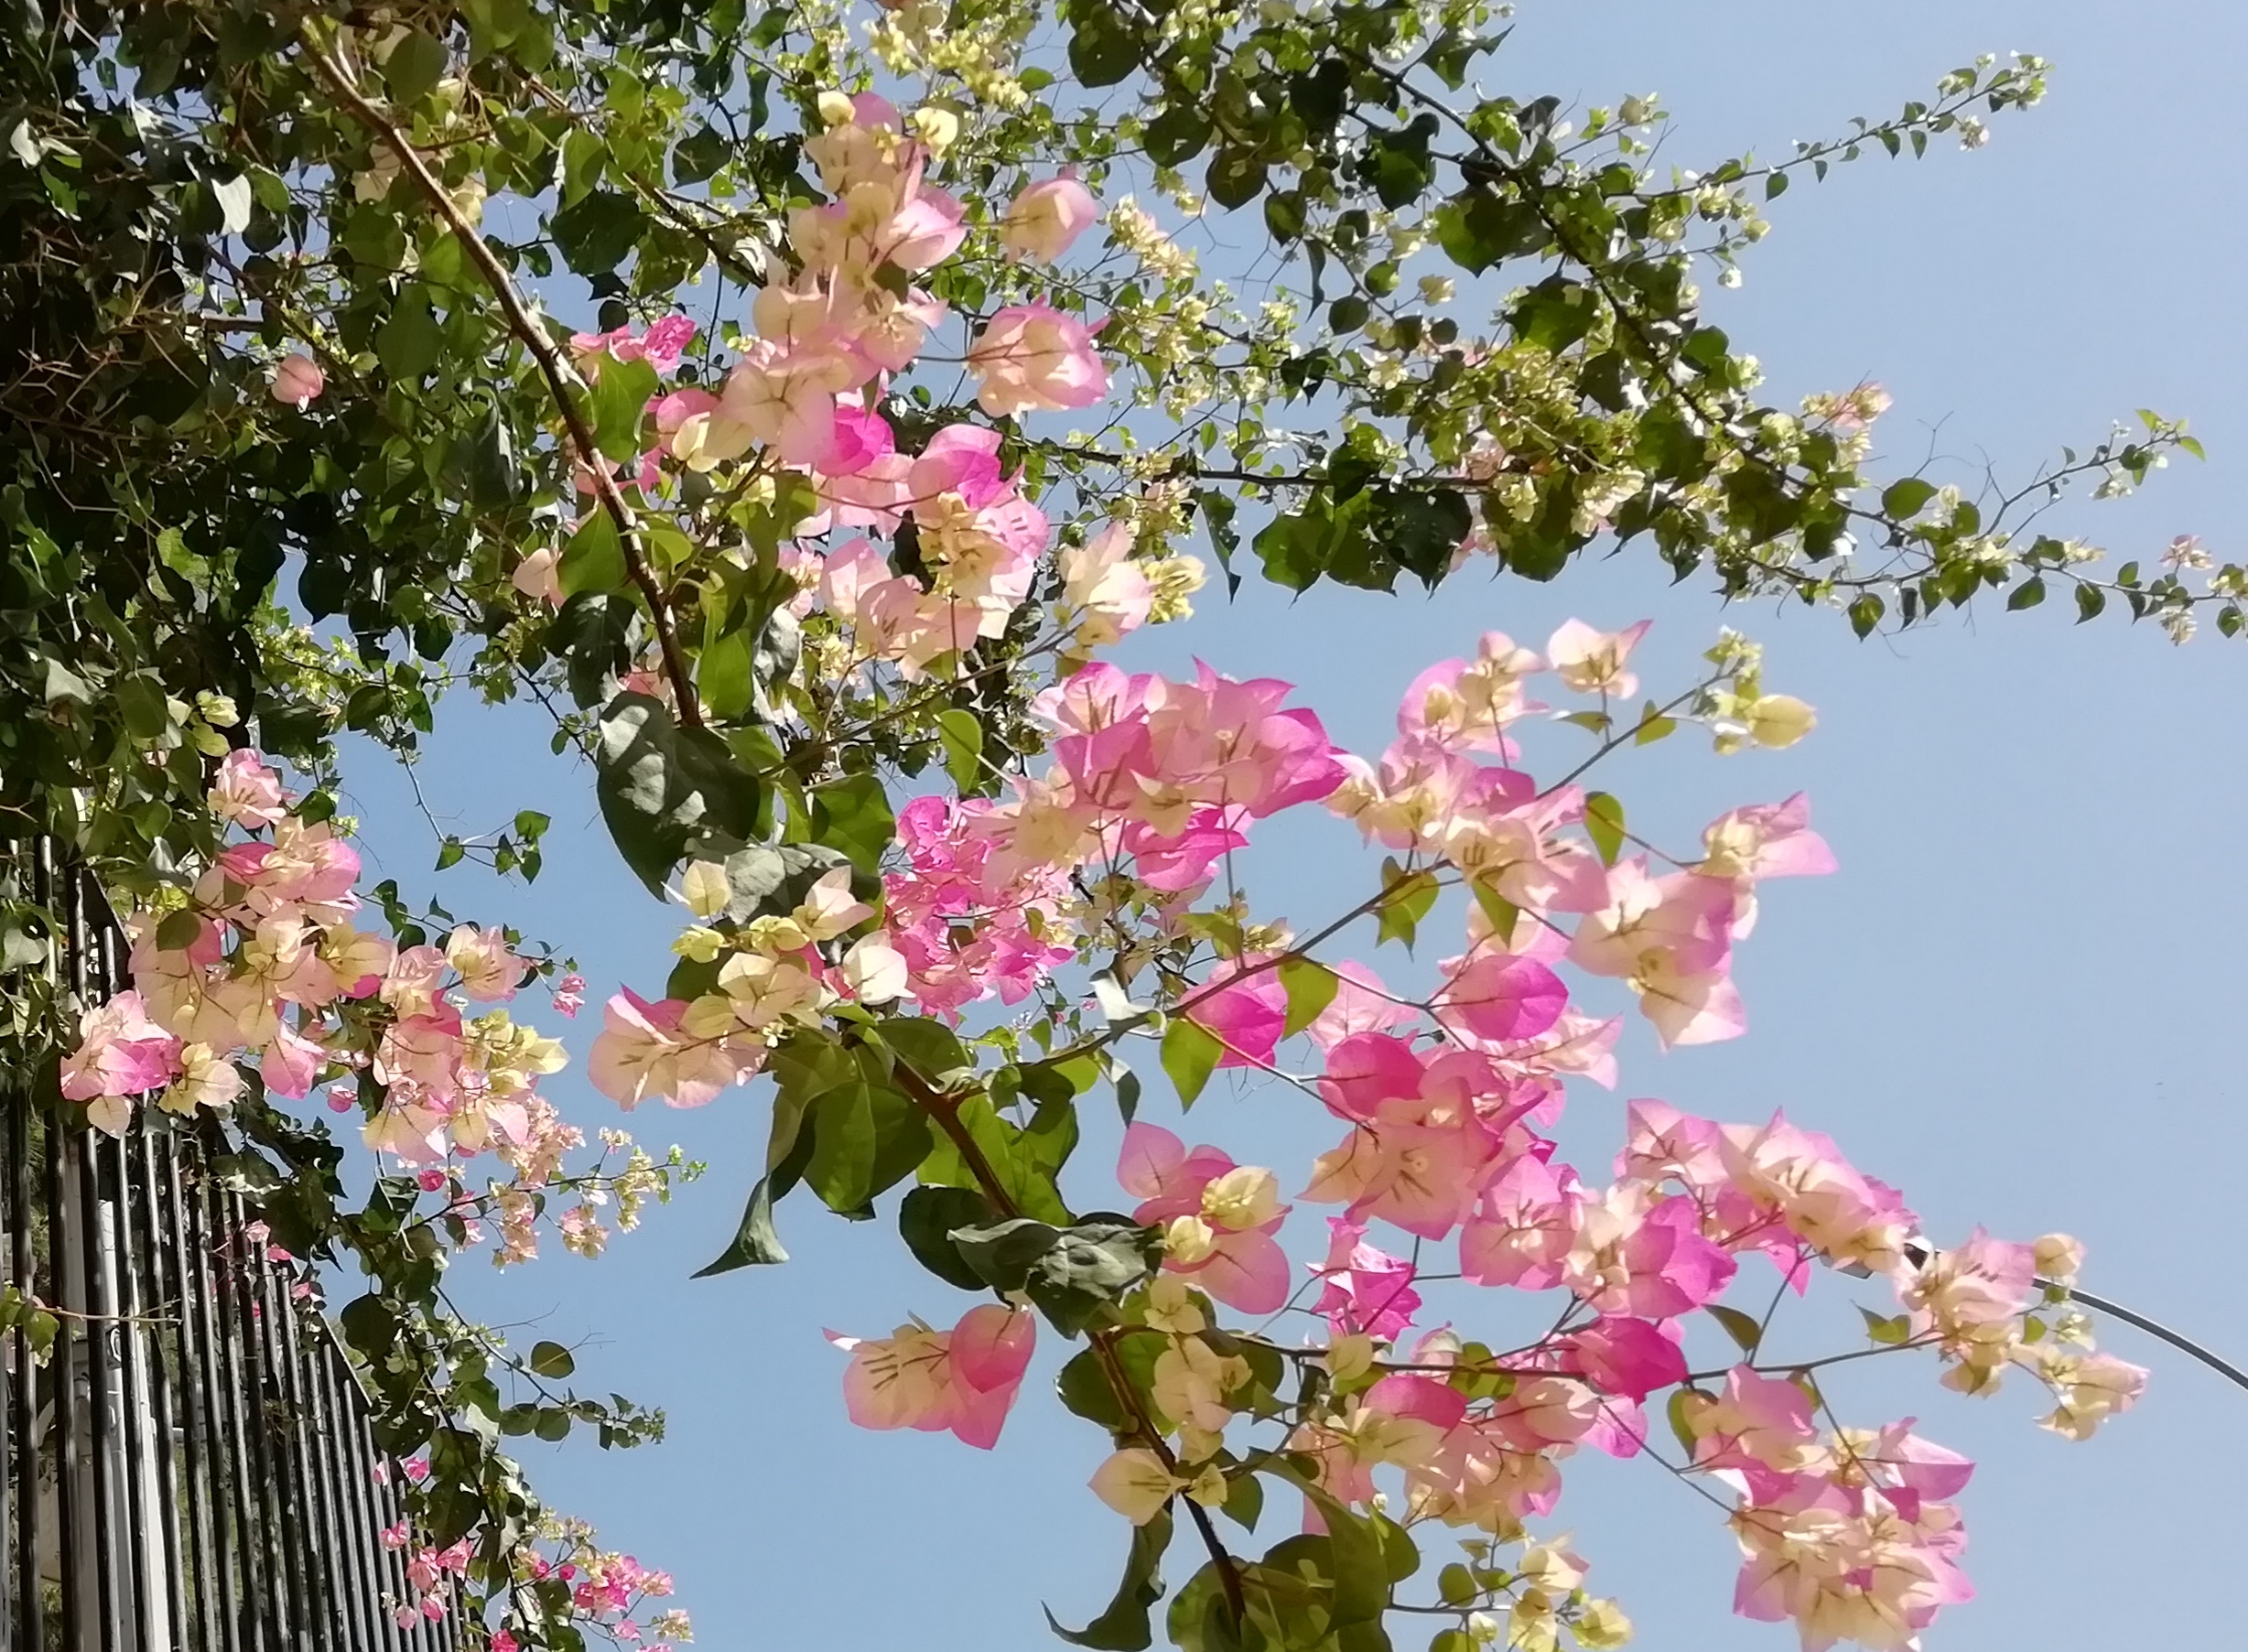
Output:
[[886, 1061, 1249, 1625], [2059, 1281, 2248, 1395], [295, 25, 706, 729]]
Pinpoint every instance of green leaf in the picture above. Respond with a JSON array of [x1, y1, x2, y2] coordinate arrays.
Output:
[[1262, 189, 1305, 243], [877, 1016, 967, 1081], [115, 673, 168, 740], [802, 1079, 879, 1215], [693, 1173, 790, 1274], [1205, 147, 1269, 211], [898, 1185, 997, 1291], [1859, 1306, 1911, 1345], [549, 190, 645, 275], [1357, 116, 1438, 209], [375, 287, 442, 381], [2075, 583, 2106, 622], [808, 773, 895, 874], [1144, 105, 1212, 167], [917, 1094, 1072, 1224], [587, 355, 661, 463], [155, 909, 202, 951], [1583, 793, 1627, 867], [1432, 189, 1544, 275], [1880, 477, 1937, 520], [1277, 957, 1339, 1039], [527, 1340, 576, 1380], [1666, 1386, 1703, 1455], [1161, 1017, 1222, 1108], [41, 657, 93, 705], [1066, 2, 1140, 86], [1047, 1509, 1175, 1649], [1374, 489, 1472, 588], [1375, 859, 1441, 949], [672, 123, 730, 187], [2006, 576, 2046, 610], [447, 404, 518, 508], [937, 708, 984, 792], [950, 1216, 1064, 1294], [594, 691, 767, 893], [1256, 1461, 1392, 1627], [1705, 1302, 1764, 1356], [383, 28, 449, 105], [713, 842, 851, 923]]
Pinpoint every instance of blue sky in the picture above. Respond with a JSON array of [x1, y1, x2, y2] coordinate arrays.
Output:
[[337, 4, 2248, 1647]]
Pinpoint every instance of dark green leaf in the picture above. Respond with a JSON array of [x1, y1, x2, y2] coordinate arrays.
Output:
[[694, 1172, 791, 1274], [938, 708, 984, 792], [383, 28, 449, 105], [375, 288, 441, 381], [1205, 147, 1269, 211], [549, 190, 645, 275], [898, 1185, 997, 1290], [528, 1339, 576, 1379], [1047, 1509, 1175, 1650], [671, 124, 730, 186], [808, 773, 895, 873], [1705, 1303, 1763, 1356]]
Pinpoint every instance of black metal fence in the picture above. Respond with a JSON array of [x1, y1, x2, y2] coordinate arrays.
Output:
[[2, 841, 461, 1652]]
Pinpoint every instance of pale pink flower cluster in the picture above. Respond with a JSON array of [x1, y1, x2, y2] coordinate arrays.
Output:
[[586, 867, 902, 1108], [829, 1304, 1036, 1449], [61, 753, 667, 1290], [646, 97, 1098, 481], [814, 634, 2142, 1652], [1330, 628, 1834, 1047]]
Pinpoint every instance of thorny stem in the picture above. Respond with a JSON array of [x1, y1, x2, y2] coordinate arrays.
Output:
[[297, 26, 707, 730]]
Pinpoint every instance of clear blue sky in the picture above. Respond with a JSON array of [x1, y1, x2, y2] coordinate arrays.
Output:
[[339, 4, 2248, 1646]]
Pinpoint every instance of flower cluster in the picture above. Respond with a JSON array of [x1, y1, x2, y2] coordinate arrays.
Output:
[[61, 751, 679, 1278], [812, 638, 2144, 1652]]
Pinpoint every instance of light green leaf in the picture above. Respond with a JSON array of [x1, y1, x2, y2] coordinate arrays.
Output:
[[1278, 956, 1339, 1038], [1162, 1017, 1223, 1108], [1583, 792, 1627, 867], [586, 355, 659, 463], [938, 707, 984, 792]]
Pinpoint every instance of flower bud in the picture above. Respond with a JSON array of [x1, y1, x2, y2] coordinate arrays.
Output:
[[2033, 1232, 2085, 1283]]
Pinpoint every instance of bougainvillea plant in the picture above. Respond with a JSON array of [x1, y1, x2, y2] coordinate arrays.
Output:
[[0, 0, 2226, 1648]]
